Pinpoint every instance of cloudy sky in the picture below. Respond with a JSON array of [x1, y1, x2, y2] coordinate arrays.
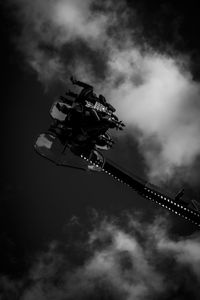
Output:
[[1, 0, 200, 299]]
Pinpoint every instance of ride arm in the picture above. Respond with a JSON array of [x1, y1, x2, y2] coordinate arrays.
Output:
[[71, 76, 93, 90], [79, 152, 200, 227], [65, 90, 78, 98], [105, 161, 200, 226]]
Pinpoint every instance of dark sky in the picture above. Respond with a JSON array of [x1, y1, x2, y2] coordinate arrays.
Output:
[[1, 1, 200, 299]]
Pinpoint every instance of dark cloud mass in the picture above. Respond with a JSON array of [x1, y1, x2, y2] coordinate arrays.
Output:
[[1, 214, 200, 300]]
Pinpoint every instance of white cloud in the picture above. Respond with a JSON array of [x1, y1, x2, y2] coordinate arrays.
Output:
[[158, 234, 200, 278], [106, 50, 200, 183], [2, 214, 200, 299], [9, 0, 109, 84], [52, 0, 108, 42]]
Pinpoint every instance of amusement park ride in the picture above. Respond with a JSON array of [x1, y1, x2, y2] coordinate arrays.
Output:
[[34, 77, 200, 227]]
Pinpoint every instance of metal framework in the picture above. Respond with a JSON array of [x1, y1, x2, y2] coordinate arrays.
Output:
[[80, 152, 200, 227]]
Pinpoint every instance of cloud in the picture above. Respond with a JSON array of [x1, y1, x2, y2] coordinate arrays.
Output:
[[106, 50, 200, 184], [8, 0, 110, 85], [51, 0, 108, 42], [1, 214, 200, 300], [8, 0, 200, 184], [158, 233, 200, 278]]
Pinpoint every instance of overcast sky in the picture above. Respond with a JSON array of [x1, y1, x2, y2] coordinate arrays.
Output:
[[1, 1, 200, 299]]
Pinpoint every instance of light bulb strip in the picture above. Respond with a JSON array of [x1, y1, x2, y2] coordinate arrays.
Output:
[[80, 154, 200, 227]]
